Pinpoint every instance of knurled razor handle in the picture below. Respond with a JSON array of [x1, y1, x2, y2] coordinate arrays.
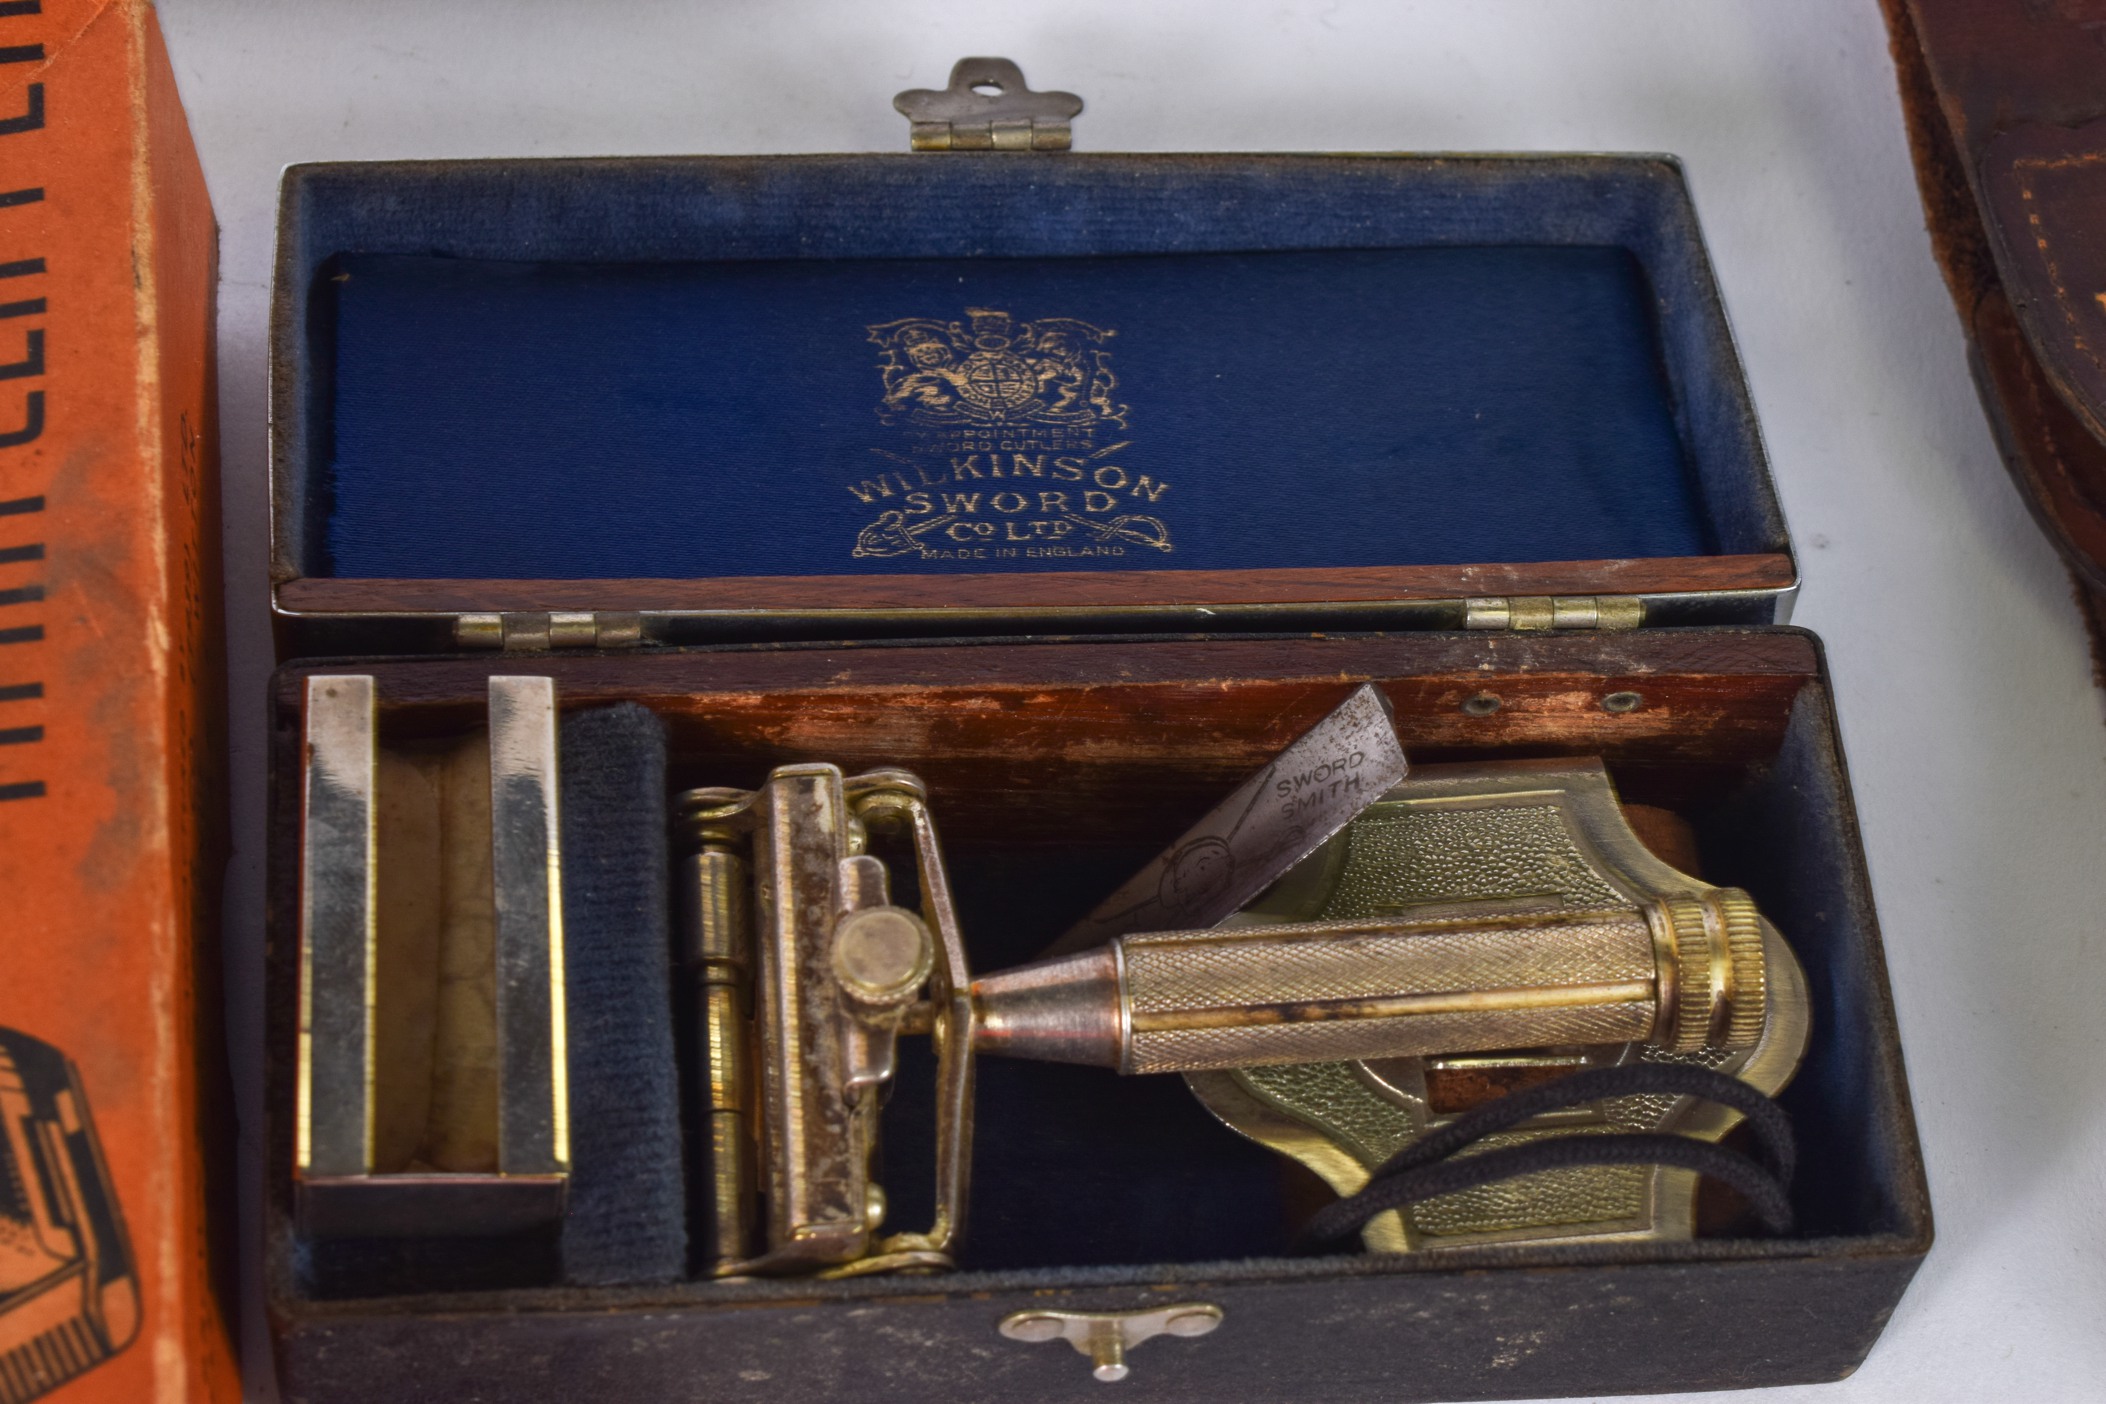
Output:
[[971, 891, 1766, 1074]]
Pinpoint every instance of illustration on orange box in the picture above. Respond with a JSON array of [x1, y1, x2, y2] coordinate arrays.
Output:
[[0, 1028, 136, 1404]]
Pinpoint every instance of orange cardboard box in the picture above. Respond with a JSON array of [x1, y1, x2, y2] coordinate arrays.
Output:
[[0, 1, 234, 1401]]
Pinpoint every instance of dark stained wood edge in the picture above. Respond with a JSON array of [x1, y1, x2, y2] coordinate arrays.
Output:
[[274, 554, 1796, 615], [268, 634, 1820, 831], [271, 631, 1823, 712]]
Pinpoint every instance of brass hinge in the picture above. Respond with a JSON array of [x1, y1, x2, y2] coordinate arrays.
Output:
[[453, 611, 644, 652], [895, 58, 1081, 152], [1464, 595, 1646, 631]]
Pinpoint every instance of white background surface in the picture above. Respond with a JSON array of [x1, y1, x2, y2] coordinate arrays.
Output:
[[152, 1, 2106, 1399]]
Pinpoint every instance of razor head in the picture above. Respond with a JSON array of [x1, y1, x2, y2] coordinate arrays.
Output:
[[677, 765, 970, 1278]]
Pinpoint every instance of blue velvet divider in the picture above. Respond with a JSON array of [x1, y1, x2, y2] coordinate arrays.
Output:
[[323, 245, 1705, 579], [555, 704, 685, 1285], [277, 156, 1791, 585]]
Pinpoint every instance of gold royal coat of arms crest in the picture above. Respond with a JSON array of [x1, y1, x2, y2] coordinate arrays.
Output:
[[850, 308, 1175, 562], [868, 306, 1127, 427]]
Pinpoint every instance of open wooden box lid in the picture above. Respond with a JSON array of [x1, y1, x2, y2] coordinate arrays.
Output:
[[269, 72, 1795, 658]]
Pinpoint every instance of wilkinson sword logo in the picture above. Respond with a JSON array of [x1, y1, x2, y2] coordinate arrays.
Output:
[[847, 308, 1176, 563], [870, 307, 1126, 428]]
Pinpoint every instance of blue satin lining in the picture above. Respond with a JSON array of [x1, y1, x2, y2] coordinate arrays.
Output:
[[321, 246, 1709, 579]]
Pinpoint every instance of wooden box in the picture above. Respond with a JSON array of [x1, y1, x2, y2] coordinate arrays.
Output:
[[260, 81, 1927, 1402]]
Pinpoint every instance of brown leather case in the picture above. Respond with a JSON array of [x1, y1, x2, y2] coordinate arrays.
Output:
[[1882, 0, 2106, 669]]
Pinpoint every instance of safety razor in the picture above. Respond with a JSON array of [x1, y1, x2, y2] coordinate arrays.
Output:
[[676, 687, 1808, 1276]]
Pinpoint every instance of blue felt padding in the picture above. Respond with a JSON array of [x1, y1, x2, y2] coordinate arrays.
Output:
[[276, 156, 1790, 582], [555, 703, 685, 1286], [323, 246, 1705, 579]]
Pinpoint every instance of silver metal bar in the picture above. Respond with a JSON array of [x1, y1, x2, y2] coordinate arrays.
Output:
[[1040, 682, 1409, 958], [297, 674, 379, 1177], [744, 764, 868, 1271], [487, 675, 569, 1176], [902, 789, 973, 1261]]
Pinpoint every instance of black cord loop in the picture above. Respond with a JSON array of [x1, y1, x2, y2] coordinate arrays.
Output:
[[1301, 1062, 1797, 1248]]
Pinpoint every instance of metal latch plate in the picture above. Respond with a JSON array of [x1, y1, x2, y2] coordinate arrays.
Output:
[[895, 58, 1081, 151], [999, 1303, 1222, 1382]]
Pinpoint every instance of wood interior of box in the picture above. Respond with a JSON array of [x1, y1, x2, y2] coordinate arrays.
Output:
[[338, 631, 1813, 834]]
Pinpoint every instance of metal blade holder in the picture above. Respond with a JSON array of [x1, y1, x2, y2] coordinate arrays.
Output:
[[678, 762, 1773, 1278], [295, 674, 570, 1239]]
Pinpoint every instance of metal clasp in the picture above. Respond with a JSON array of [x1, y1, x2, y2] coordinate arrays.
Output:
[[895, 58, 1081, 152], [999, 1303, 1222, 1382]]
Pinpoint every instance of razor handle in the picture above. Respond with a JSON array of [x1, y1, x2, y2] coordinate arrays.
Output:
[[970, 891, 1768, 1074]]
